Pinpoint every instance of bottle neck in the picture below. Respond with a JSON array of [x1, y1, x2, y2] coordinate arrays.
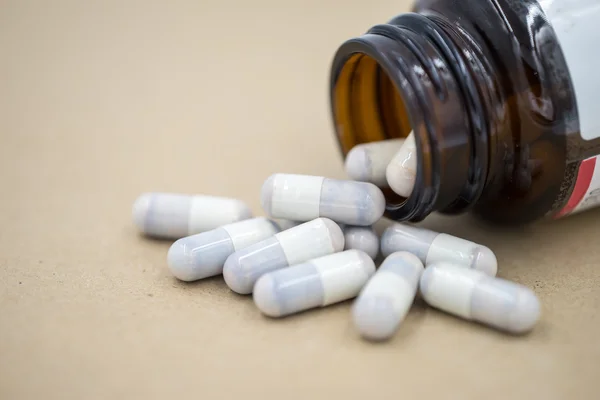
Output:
[[330, 12, 502, 222]]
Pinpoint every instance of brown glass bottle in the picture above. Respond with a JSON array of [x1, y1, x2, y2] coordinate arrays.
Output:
[[330, 0, 600, 224]]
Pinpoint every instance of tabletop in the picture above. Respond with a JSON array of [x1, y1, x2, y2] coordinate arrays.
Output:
[[1, 1, 599, 399]]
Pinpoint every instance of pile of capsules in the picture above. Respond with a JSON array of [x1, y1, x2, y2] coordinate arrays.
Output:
[[133, 137, 540, 340]]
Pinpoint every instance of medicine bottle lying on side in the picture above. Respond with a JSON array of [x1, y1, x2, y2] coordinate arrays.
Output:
[[330, 0, 600, 224]]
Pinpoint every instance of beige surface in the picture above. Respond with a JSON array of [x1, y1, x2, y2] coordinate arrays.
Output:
[[1, 1, 599, 399]]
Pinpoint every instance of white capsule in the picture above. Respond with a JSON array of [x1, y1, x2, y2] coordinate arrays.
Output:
[[420, 263, 541, 334], [352, 252, 424, 340], [342, 225, 379, 260], [386, 132, 417, 198], [381, 223, 497, 276], [132, 192, 252, 239], [345, 139, 404, 186], [223, 218, 344, 294], [253, 250, 376, 317], [261, 174, 385, 226], [167, 217, 280, 282]]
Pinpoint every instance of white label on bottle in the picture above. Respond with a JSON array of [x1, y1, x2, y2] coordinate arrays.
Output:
[[555, 156, 600, 217], [539, 0, 600, 140]]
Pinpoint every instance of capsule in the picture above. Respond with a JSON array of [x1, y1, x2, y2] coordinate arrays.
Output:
[[386, 132, 417, 198], [352, 252, 424, 341], [342, 225, 379, 260], [253, 250, 376, 317], [420, 263, 541, 334], [261, 174, 385, 226], [223, 218, 344, 294], [345, 139, 404, 187], [132, 192, 252, 239], [167, 217, 280, 281], [381, 223, 497, 276]]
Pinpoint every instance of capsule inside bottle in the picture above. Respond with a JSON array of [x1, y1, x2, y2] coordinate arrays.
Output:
[[345, 138, 405, 186]]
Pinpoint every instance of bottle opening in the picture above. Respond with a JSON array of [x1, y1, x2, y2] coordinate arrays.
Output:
[[331, 51, 416, 210], [331, 25, 480, 222], [332, 53, 413, 154]]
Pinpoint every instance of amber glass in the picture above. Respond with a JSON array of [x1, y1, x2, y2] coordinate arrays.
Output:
[[330, 0, 600, 224]]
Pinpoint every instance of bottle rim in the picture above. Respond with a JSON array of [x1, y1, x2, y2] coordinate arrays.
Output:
[[329, 14, 492, 221]]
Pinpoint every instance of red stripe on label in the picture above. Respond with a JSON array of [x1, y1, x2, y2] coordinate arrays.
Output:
[[555, 157, 597, 218]]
